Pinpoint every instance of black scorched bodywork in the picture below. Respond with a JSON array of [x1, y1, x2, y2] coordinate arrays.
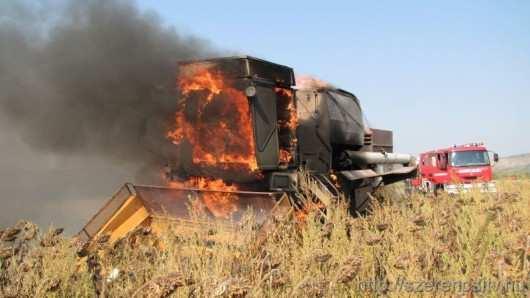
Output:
[[78, 56, 416, 245], [168, 56, 416, 211]]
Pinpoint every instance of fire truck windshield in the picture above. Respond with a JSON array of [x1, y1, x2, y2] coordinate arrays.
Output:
[[450, 150, 490, 167]]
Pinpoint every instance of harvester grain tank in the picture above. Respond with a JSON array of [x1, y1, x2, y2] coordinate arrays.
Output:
[[78, 56, 416, 244]]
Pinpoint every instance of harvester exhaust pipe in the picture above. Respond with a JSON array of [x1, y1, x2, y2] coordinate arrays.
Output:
[[345, 151, 413, 165]]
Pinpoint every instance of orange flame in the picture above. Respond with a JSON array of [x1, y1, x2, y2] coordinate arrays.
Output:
[[275, 87, 297, 163], [169, 177, 240, 219], [196, 178, 239, 219], [275, 87, 297, 130], [279, 149, 292, 163], [167, 66, 258, 172], [166, 65, 257, 218], [294, 201, 326, 223]]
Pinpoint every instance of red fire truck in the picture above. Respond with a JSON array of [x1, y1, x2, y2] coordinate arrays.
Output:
[[410, 143, 499, 194]]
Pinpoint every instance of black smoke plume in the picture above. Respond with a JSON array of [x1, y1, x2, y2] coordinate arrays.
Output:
[[0, 0, 216, 170]]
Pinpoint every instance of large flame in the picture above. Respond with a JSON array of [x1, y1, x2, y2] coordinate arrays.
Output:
[[166, 64, 299, 219], [166, 65, 260, 219], [275, 87, 297, 164], [169, 177, 240, 219], [195, 178, 240, 219], [294, 200, 326, 223], [167, 65, 258, 172]]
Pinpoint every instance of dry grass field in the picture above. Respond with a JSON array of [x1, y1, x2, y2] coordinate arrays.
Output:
[[1, 178, 529, 297]]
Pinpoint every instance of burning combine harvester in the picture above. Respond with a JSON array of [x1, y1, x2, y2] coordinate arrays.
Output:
[[78, 56, 416, 244]]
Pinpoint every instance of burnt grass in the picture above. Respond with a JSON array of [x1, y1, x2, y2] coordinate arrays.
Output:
[[0, 178, 529, 297]]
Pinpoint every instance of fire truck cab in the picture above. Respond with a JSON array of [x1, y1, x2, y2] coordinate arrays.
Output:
[[411, 143, 498, 194]]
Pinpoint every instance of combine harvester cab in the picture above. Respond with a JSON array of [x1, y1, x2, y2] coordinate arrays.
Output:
[[78, 56, 417, 245]]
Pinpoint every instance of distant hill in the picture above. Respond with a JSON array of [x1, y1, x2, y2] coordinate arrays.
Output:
[[494, 153, 530, 175]]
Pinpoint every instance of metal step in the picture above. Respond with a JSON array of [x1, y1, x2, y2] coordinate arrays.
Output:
[[298, 174, 339, 207]]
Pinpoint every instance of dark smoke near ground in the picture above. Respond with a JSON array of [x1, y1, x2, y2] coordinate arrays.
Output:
[[0, 0, 216, 170], [0, 0, 218, 231]]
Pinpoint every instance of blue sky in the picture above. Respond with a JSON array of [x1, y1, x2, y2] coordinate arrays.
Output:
[[138, 0, 530, 156]]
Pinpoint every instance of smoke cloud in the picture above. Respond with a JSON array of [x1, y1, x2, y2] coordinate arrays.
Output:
[[0, 0, 219, 230], [0, 0, 216, 168]]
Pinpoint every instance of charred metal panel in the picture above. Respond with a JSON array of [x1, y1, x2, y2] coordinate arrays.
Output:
[[353, 186, 373, 212], [245, 58, 295, 87], [179, 56, 294, 87], [381, 166, 417, 185], [295, 90, 331, 173], [269, 171, 297, 191], [326, 90, 364, 148], [252, 84, 280, 169], [371, 129, 393, 153]]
